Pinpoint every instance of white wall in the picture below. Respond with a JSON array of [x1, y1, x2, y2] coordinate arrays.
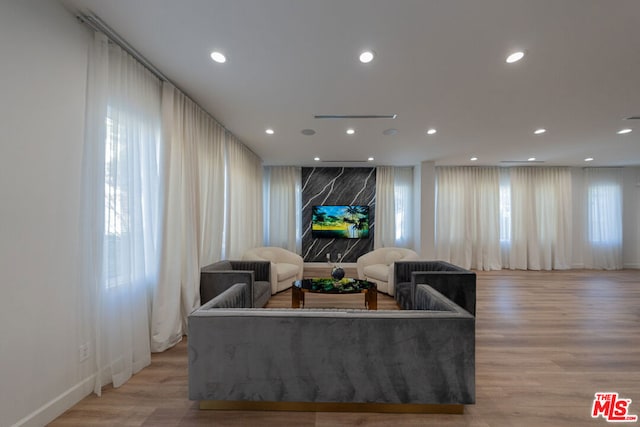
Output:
[[0, 1, 93, 426]]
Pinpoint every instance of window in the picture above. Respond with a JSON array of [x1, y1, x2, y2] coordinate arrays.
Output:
[[587, 182, 622, 245], [499, 174, 511, 244]]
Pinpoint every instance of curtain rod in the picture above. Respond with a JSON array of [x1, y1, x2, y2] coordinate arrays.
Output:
[[75, 13, 243, 142], [77, 13, 170, 83]]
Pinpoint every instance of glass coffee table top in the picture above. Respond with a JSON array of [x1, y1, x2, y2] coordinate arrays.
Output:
[[293, 278, 376, 293], [292, 278, 377, 309]]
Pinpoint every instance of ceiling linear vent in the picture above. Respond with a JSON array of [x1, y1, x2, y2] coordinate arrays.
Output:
[[314, 114, 398, 119], [318, 160, 371, 163], [500, 160, 545, 164], [624, 116, 640, 120]]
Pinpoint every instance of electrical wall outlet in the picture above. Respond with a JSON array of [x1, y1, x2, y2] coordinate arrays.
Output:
[[79, 343, 89, 362]]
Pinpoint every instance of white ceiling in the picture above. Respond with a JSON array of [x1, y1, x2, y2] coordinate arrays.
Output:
[[59, 0, 640, 167]]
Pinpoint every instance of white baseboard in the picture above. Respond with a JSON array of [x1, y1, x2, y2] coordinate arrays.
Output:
[[623, 263, 640, 269], [11, 375, 95, 427]]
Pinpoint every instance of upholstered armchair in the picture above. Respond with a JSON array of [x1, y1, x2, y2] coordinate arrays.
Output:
[[243, 246, 304, 294], [200, 260, 271, 308], [356, 247, 419, 295], [393, 260, 476, 314]]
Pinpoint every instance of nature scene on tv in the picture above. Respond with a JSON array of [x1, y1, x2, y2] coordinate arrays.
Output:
[[311, 205, 370, 239]]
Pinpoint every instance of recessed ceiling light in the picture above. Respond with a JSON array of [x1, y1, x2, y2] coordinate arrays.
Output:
[[427, 128, 437, 135], [528, 157, 536, 161], [506, 51, 525, 63], [368, 157, 374, 162], [314, 157, 320, 161], [210, 51, 226, 63], [383, 128, 398, 136], [618, 128, 632, 134], [301, 129, 316, 136], [584, 157, 594, 162], [359, 50, 375, 63], [470, 157, 478, 161], [265, 128, 274, 135], [534, 128, 546, 135], [346, 128, 356, 135]]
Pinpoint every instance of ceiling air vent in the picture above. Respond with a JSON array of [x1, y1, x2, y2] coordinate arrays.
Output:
[[624, 116, 640, 120], [500, 160, 545, 164], [314, 114, 397, 119]]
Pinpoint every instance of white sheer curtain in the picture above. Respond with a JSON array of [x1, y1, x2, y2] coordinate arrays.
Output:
[[435, 167, 501, 270], [151, 83, 226, 352], [225, 135, 263, 258], [374, 167, 395, 248], [264, 166, 302, 252], [81, 33, 161, 394], [394, 167, 414, 248], [374, 167, 414, 249], [583, 167, 623, 269], [506, 167, 572, 270]]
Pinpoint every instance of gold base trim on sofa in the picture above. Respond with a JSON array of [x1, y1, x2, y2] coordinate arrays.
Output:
[[199, 400, 464, 414]]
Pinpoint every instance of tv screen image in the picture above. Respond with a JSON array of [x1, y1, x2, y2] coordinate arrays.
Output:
[[311, 205, 370, 239]]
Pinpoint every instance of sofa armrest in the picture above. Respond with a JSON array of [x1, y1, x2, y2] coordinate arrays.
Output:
[[199, 283, 250, 309], [411, 270, 476, 315], [199, 270, 255, 306]]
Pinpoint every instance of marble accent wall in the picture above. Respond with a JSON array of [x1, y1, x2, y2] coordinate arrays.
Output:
[[302, 167, 375, 262]]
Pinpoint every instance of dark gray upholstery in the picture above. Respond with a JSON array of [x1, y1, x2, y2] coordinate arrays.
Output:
[[201, 283, 249, 309], [200, 260, 271, 308], [188, 284, 475, 406], [394, 260, 476, 314]]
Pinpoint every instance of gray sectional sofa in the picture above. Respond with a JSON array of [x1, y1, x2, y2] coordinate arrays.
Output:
[[200, 260, 271, 308], [394, 260, 476, 314], [188, 283, 475, 409]]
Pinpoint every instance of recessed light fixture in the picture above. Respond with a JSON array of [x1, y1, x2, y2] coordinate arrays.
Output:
[[265, 128, 274, 135], [470, 157, 478, 161], [506, 51, 525, 63], [534, 128, 546, 135], [368, 157, 374, 162], [618, 128, 632, 134], [528, 157, 536, 161], [427, 128, 437, 135], [383, 128, 398, 136], [210, 51, 227, 63], [301, 129, 316, 136], [346, 128, 356, 135], [584, 157, 594, 162], [314, 157, 320, 161], [359, 50, 375, 64]]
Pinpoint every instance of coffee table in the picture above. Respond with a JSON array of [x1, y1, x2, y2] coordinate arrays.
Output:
[[291, 278, 377, 310]]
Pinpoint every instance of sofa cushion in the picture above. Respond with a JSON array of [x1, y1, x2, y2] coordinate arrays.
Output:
[[276, 262, 300, 281], [363, 264, 389, 282]]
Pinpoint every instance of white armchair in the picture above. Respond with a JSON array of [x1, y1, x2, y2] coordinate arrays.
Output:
[[356, 247, 419, 296], [243, 246, 304, 294]]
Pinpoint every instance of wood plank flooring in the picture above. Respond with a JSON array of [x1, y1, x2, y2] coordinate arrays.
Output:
[[49, 269, 640, 426]]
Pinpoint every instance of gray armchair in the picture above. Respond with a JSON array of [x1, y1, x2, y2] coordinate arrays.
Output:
[[394, 260, 476, 314], [200, 260, 271, 308]]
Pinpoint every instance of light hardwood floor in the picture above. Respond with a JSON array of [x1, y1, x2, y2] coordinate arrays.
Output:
[[49, 269, 640, 426]]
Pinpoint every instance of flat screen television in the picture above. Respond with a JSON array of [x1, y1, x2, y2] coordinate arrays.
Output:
[[311, 205, 370, 239]]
